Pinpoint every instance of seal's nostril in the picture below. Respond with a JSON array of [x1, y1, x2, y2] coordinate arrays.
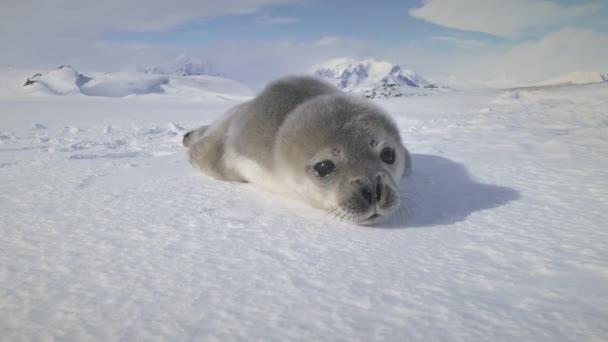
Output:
[[376, 181, 382, 201], [361, 187, 374, 204]]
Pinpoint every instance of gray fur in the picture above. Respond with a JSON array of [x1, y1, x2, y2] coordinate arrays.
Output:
[[184, 75, 411, 225]]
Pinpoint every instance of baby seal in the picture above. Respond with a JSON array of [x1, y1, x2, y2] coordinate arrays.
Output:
[[183, 76, 411, 225]]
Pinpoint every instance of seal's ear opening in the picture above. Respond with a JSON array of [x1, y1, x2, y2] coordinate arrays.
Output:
[[403, 148, 412, 177]]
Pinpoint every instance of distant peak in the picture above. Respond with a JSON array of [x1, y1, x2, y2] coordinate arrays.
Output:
[[313, 58, 428, 90], [145, 55, 221, 77]]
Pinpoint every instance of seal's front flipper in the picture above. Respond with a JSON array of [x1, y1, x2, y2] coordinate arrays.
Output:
[[183, 125, 209, 148]]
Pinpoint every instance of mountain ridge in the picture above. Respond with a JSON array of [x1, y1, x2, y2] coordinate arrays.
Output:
[[313, 58, 429, 90]]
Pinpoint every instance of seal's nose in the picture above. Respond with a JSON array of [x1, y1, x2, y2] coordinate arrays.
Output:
[[375, 177, 383, 202], [361, 187, 374, 204], [360, 176, 383, 204]]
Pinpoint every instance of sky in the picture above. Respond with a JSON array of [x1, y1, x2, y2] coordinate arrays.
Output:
[[1, 0, 608, 88]]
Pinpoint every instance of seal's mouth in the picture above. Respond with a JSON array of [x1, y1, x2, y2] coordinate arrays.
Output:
[[366, 213, 381, 221], [358, 212, 383, 225]]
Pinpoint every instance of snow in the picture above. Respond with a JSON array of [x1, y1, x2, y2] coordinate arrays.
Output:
[[314, 57, 430, 90], [20, 66, 252, 100], [23, 66, 89, 95], [525, 70, 608, 87], [1, 67, 608, 340]]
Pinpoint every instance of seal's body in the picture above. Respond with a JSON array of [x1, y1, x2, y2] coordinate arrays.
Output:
[[184, 76, 411, 225]]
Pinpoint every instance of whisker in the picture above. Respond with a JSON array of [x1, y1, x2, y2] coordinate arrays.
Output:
[[332, 209, 342, 221], [396, 204, 406, 219], [396, 204, 407, 221], [402, 195, 418, 210], [324, 207, 338, 218], [339, 211, 348, 223]]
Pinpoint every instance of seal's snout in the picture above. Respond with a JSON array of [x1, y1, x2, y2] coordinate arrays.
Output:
[[342, 172, 400, 225], [359, 175, 384, 204]]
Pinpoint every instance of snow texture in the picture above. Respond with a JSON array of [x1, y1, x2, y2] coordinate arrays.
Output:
[[1, 67, 608, 341]]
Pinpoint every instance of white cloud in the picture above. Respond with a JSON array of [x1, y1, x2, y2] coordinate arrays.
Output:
[[497, 27, 608, 83], [409, 0, 603, 37], [255, 15, 299, 25], [391, 27, 608, 88]]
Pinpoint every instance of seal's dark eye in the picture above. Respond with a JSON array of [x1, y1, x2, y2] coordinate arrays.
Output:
[[380, 147, 395, 164], [313, 160, 335, 177]]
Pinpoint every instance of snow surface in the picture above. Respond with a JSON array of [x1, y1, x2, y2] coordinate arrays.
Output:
[[1, 67, 608, 340], [314, 57, 429, 90]]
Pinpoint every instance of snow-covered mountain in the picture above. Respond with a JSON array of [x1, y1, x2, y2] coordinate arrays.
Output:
[[145, 55, 220, 77], [23, 66, 93, 95], [22, 65, 252, 99], [314, 58, 429, 90], [526, 71, 608, 87]]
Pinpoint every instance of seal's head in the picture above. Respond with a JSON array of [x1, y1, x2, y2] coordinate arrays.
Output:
[[275, 94, 411, 225]]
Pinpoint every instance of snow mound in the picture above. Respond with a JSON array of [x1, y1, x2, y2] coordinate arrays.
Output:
[[145, 54, 220, 77], [314, 57, 429, 90], [22, 66, 252, 99], [528, 71, 608, 87]]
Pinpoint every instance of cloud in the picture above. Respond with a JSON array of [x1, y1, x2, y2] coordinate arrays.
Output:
[[0, 0, 298, 35], [2, 1, 606, 89], [0, 0, 303, 77], [385, 27, 608, 88], [409, 0, 603, 37], [498, 27, 608, 82], [255, 15, 299, 25], [190, 37, 373, 88], [431, 36, 487, 48], [314, 36, 367, 48]]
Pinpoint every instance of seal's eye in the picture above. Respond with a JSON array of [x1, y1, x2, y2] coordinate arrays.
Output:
[[313, 160, 335, 177], [380, 147, 395, 164]]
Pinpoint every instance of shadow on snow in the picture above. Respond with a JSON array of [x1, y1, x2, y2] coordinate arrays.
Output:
[[379, 153, 520, 229]]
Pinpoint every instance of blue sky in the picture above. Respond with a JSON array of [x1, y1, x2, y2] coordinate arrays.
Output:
[[103, 1, 439, 45], [1, 0, 608, 87], [101, 0, 606, 46]]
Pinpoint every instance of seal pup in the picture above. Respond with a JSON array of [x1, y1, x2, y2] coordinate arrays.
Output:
[[183, 76, 411, 225]]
